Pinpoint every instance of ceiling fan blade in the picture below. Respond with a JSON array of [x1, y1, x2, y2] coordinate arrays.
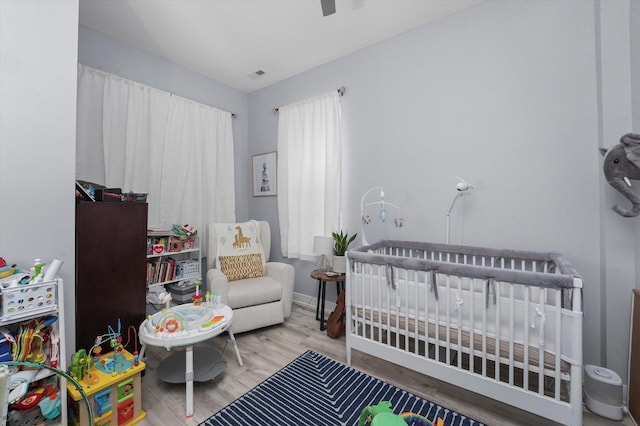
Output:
[[320, 0, 336, 16]]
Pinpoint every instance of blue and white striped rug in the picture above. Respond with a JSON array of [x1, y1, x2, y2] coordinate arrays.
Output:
[[200, 350, 486, 426]]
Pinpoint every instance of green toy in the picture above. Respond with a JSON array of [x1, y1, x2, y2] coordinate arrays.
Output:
[[69, 349, 89, 382], [358, 401, 440, 426], [358, 401, 406, 426]]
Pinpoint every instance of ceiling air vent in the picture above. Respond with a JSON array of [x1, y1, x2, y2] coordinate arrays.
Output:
[[247, 70, 266, 80]]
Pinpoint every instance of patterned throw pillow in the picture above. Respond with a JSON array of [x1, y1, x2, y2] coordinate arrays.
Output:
[[218, 253, 264, 281]]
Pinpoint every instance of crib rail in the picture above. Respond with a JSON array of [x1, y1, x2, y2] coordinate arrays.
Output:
[[346, 240, 583, 426], [353, 240, 576, 269], [350, 240, 582, 310]]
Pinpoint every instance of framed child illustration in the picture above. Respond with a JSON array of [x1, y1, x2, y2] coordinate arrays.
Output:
[[252, 151, 277, 197]]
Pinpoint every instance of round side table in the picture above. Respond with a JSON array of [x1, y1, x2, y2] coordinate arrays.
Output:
[[311, 269, 345, 331]]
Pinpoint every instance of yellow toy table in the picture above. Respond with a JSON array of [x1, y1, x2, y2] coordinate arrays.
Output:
[[67, 349, 146, 426]]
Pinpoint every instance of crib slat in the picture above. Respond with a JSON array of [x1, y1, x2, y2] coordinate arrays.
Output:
[[377, 264, 382, 345], [380, 266, 395, 342], [554, 288, 562, 400], [403, 268, 409, 350], [394, 268, 400, 350], [495, 279, 501, 383], [413, 270, 419, 356], [446, 274, 453, 366], [523, 285, 530, 392], [370, 264, 376, 340], [537, 288, 545, 396], [481, 278, 487, 377], [456, 277, 462, 369], [469, 276, 475, 375], [434, 273, 441, 363], [426, 270, 432, 361], [509, 284, 515, 386]]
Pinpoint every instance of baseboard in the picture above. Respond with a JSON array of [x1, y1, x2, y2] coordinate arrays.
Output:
[[293, 291, 336, 313]]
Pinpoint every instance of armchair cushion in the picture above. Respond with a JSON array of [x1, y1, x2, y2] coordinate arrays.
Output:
[[226, 275, 283, 308], [218, 253, 264, 281]]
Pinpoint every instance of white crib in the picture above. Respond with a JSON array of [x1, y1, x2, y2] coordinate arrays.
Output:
[[346, 240, 583, 426]]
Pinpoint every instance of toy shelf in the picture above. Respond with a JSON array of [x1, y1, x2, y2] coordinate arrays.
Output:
[[0, 277, 67, 426], [145, 234, 200, 288]]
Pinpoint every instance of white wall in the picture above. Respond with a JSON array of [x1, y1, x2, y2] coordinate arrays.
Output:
[[597, 0, 636, 387], [0, 1, 78, 358], [247, 0, 636, 379], [632, 2, 640, 143]]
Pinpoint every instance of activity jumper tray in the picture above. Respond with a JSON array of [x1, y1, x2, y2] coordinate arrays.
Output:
[[139, 303, 231, 349]]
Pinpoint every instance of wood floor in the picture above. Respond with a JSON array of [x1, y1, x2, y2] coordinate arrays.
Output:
[[136, 303, 632, 426]]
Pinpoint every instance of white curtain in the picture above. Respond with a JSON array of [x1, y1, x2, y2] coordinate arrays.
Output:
[[76, 64, 236, 254], [277, 91, 342, 260]]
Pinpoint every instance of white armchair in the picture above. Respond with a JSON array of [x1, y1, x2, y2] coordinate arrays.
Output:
[[206, 220, 294, 334]]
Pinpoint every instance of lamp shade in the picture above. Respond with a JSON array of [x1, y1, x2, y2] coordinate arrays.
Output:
[[313, 236, 334, 258]]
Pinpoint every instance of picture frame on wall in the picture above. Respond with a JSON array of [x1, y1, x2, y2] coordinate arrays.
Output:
[[252, 151, 277, 197]]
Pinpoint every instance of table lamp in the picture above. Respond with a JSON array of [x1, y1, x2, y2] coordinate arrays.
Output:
[[313, 236, 334, 271]]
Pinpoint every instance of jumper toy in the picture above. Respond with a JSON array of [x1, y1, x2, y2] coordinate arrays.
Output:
[[192, 280, 203, 305], [139, 301, 242, 419]]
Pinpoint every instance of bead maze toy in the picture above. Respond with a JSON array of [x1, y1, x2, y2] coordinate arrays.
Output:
[[67, 320, 146, 426], [69, 320, 139, 384]]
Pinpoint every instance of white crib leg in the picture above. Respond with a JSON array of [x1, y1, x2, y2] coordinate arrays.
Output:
[[570, 363, 583, 426]]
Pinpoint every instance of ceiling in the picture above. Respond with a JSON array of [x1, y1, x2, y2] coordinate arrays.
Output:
[[79, 0, 484, 93]]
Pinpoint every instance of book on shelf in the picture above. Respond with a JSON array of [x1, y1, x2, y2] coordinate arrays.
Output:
[[146, 257, 178, 286], [147, 228, 172, 237]]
